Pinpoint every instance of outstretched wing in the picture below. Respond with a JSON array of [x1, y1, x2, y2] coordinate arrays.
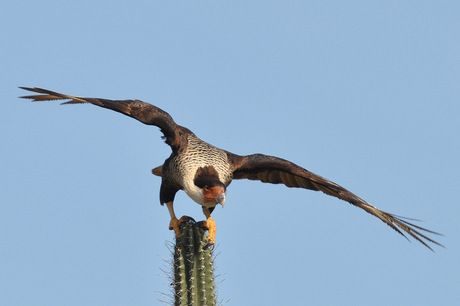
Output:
[[231, 153, 443, 250], [19, 87, 181, 148]]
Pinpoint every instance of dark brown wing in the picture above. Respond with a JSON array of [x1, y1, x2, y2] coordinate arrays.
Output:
[[19, 87, 182, 149], [231, 153, 443, 251]]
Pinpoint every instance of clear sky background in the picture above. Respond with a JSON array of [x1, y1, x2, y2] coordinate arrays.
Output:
[[1, 1, 459, 305]]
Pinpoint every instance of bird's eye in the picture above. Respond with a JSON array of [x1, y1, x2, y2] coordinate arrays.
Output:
[[204, 185, 209, 191]]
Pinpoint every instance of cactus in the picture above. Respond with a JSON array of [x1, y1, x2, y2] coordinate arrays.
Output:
[[172, 217, 217, 306]]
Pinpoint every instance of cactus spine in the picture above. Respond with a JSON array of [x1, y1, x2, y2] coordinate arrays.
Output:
[[173, 218, 217, 305]]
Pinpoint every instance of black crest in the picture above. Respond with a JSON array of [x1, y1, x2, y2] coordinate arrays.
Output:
[[194, 166, 225, 189]]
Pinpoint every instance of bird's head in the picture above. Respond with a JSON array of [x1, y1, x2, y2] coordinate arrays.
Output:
[[193, 166, 226, 207], [201, 182, 226, 206]]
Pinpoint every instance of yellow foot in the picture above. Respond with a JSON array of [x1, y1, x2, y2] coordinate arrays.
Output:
[[199, 217, 217, 245], [169, 216, 191, 238]]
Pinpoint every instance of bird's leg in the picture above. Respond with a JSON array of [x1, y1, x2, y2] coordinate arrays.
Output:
[[200, 206, 217, 244], [166, 201, 187, 238]]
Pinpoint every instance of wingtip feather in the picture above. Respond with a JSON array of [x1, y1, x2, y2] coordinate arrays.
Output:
[[384, 212, 444, 251]]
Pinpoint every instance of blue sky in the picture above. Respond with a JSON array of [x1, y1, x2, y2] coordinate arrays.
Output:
[[1, 1, 459, 305]]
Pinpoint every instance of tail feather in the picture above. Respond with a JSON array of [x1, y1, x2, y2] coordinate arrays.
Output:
[[152, 166, 163, 177]]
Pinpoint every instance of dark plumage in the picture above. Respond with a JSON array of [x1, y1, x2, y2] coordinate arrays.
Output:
[[20, 87, 443, 250]]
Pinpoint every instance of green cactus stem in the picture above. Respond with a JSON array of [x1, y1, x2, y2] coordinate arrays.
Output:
[[172, 217, 217, 306]]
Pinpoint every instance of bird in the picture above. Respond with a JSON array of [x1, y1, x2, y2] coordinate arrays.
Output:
[[20, 86, 443, 250]]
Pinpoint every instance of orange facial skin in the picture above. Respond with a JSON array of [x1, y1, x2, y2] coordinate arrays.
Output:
[[203, 185, 225, 204]]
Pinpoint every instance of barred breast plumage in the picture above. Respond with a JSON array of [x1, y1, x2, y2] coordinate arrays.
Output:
[[167, 133, 233, 200]]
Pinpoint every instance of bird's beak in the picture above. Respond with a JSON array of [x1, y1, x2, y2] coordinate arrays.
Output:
[[216, 192, 226, 207]]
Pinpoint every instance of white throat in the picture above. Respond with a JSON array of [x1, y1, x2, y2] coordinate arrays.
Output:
[[184, 183, 207, 206]]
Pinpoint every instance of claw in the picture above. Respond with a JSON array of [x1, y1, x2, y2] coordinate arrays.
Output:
[[169, 216, 192, 238], [199, 217, 217, 244], [169, 217, 182, 238]]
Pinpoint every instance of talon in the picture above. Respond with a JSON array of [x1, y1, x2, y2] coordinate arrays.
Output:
[[169, 216, 193, 238], [169, 217, 182, 238], [201, 217, 217, 244]]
